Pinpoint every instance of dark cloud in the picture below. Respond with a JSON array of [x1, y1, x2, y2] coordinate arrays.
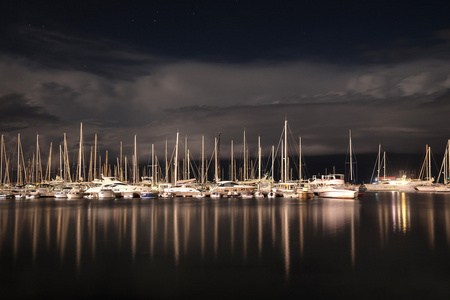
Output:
[[0, 93, 58, 131], [1, 2, 450, 174]]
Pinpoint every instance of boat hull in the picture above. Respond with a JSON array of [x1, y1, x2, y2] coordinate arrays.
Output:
[[318, 189, 357, 199]]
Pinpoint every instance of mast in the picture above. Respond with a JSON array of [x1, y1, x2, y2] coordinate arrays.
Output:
[[63, 133, 71, 182], [36, 134, 39, 183], [133, 135, 137, 184], [299, 137, 302, 181], [187, 149, 190, 180], [281, 139, 284, 182], [258, 136, 261, 182], [59, 144, 62, 180], [123, 156, 127, 182], [174, 131, 179, 185], [349, 129, 353, 182], [0, 134, 3, 185], [17, 133, 20, 185], [93, 134, 97, 179], [88, 146, 93, 182], [77, 123, 83, 181], [214, 137, 218, 182], [428, 145, 432, 181], [377, 144, 381, 181], [230, 140, 234, 181], [284, 120, 288, 182], [165, 138, 168, 183], [201, 135, 204, 184], [447, 140, 450, 184], [184, 135, 188, 180], [243, 130, 246, 180], [271, 145, 275, 183], [152, 143, 155, 187], [45, 142, 52, 182], [120, 141, 123, 181]]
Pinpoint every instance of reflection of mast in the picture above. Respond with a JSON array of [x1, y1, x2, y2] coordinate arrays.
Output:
[[132, 205, 137, 261], [282, 204, 290, 279], [351, 207, 355, 269], [214, 206, 218, 260], [258, 204, 262, 259], [174, 203, 179, 266], [299, 205, 304, 258], [76, 208, 82, 271]]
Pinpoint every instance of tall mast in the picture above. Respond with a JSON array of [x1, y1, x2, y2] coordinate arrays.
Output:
[[174, 131, 179, 185], [120, 141, 123, 181], [0, 134, 3, 185], [63, 133, 71, 182], [94, 133, 97, 179], [165, 138, 168, 183], [77, 123, 83, 181], [17, 133, 20, 185], [133, 135, 137, 184], [230, 140, 234, 181], [428, 145, 432, 181], [124, 156, 127, 182], [46, 142, 52, 182], [36, 134, 39, 183], [187, 149, 190, 180], [448, 140, 450, 184], [184, 135, 188, 180], [349, 129, 353, 182], [284, 120, 288, 182], [271, 145, 275, 183], [152, 143, 155, 187], [243, 129, 246, 180], [59, 144, 62, 180], [201, 135, 205, 184], [377, 144, 381, 180], [258, 136, 261, 182], [299, 137, 302, 181], [281, 139, 284, 182], [88, 146, 93, 182], [214, 137, 218, 182]]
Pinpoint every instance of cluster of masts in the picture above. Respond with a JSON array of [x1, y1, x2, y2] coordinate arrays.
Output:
[[1, 120, 319, 188]]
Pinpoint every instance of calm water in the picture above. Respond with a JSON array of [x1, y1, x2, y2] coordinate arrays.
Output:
[[1, 192, 450, 299]]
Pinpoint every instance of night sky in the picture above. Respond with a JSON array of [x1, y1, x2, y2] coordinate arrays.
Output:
[[1, 0, 450, 178]]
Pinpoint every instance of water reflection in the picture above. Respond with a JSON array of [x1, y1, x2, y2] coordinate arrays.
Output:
[[1, 194, 450, 281]]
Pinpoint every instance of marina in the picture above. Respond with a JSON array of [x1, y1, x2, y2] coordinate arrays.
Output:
[[2, 121, 450, 200], [1, 192, 450, 298]]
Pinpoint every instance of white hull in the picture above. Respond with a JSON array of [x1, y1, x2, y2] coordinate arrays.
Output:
[[318, 189, 357, 199], [415, 185, 450, 192], [99, 189, 116, 199]]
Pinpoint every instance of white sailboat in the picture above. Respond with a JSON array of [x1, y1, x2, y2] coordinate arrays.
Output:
[[415, 141, 450, 192]]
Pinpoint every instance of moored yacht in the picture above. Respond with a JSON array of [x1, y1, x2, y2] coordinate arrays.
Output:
[[209, 181, 255, 197]]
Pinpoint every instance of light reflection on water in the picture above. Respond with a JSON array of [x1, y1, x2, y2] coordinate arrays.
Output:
[[1, 193, 450, 298]]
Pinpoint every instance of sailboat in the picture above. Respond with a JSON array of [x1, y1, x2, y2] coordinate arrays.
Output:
[[415, 141, 450, 192], [310, 130, 357, 199]]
